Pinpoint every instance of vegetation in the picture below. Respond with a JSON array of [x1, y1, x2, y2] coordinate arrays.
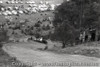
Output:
[[42, 25, 51, 31], [0, 29, 9, 48], [0, 29, 30, 67], [52, 0, 100, 48], [0, 48, 31, 67]]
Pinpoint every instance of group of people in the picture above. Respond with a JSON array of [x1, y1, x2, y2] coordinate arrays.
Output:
[[79, 29, 97, 43]]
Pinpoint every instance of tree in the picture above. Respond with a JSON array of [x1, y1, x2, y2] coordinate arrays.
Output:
[[51, 21, 79, 48], [53, 1, 80, 28], [53, 0, 99, 29], [52, 0, 100, 48], [72, 0, 100, 29]]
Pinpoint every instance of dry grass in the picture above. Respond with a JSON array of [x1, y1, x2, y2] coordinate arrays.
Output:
[[4, 40, 100, 64], [47, 41, 100, 58], [0, 47, 31, 67]]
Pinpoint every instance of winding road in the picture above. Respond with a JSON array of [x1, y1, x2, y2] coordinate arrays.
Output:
[[2, 43, 100, 67]]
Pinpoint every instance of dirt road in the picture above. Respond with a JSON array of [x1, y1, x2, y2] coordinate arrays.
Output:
[[2, 44, 100, 67]]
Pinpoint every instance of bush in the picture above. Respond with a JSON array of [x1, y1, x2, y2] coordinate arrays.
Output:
[[50, 22, 79, 48], [42, 25, 50, 31], [0, 29, 9, 48], [34, 23, 40, 27], [34, 33, 41, 38], [42, 25, 46, 30], [46, 25, 50, 30], [0, 43, 3, 48]]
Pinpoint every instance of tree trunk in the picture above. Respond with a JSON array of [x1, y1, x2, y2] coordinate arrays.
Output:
[[95, 30, 98, 41], [62, 42, 66, 48]]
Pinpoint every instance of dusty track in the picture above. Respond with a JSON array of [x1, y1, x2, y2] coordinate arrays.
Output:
[[2, 43, 100, 67]]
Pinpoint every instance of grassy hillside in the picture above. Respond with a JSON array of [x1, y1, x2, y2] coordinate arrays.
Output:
[[33, 0, 63, 4], [0, 11, 54, 24], [3, 0, 63, 4], [47, 41, 100, 58]]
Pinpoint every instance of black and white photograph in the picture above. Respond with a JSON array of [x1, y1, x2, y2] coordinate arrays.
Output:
[[0, 0, 100, 67]]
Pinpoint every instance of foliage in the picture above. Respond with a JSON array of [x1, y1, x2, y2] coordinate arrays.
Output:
[[52, 0, 100, 48], [34, 23, 41, 27], [51, 21, 79, 48], [0, 29, 9, 42], [0, 29, 9, 48], [42, 25, 51, 31], [54, 0, 99, 29]]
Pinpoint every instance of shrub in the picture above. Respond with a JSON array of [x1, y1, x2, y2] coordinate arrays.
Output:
[[34, 33, 41, 38], [0, 29, 9, 48], [34, 23, 40, 27], [42, 25, 50, 31], [0, 43, 3, 48]]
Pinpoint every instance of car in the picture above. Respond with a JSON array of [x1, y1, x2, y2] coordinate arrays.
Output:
[[34, 37, 48, 44]]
